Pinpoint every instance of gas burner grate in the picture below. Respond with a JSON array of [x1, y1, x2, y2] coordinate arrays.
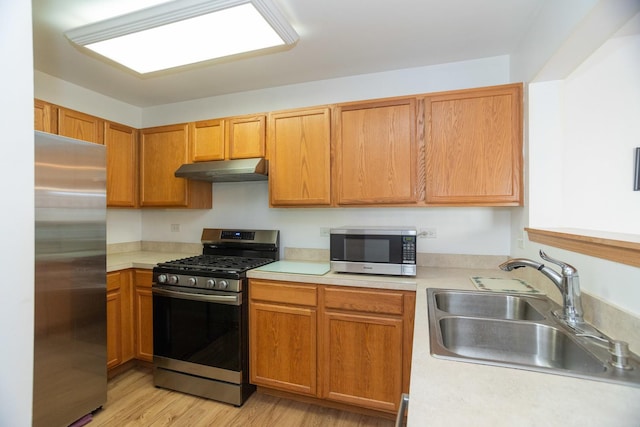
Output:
[[158, 255, 274, 273]]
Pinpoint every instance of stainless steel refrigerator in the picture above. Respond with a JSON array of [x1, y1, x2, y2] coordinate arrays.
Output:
[[33, 131, 107, 427]]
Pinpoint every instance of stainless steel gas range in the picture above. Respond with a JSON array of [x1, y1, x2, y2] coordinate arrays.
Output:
[[151, 228, 279, 406]]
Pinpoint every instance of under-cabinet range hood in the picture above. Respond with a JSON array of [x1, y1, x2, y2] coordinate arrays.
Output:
[[175, 158, 268, 182]]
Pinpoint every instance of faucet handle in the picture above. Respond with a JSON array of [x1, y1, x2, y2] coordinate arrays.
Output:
[[539, 250, 578, 275]]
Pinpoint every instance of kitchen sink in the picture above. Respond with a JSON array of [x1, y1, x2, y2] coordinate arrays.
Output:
[[434, 290, 546, 321], [427, 289, 640, 387], [437, 317, 605, 373]]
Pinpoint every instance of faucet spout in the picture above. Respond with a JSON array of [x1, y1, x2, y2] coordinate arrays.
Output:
[[498, 257, 563, 292], [499, 250, 584, 326]]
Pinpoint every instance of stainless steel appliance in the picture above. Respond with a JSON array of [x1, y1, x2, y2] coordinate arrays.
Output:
[[330, 226, 417, 276], [152, 228, 279, 406], [33, 131, 107, 427]]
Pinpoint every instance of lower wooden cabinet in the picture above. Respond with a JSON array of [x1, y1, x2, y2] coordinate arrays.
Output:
[[134, 269, 154, 362], [106, 270, 134, 370], [321, 287, 406, 412], [106, 269, 153, 370], [250, 281, 318, 396], [249, 279, 415, 414]]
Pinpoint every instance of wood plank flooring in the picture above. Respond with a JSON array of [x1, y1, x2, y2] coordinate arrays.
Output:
[[91, 367, 395, 426]]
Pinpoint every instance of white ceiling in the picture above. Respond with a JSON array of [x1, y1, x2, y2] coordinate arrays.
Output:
[[33, 0, 545, 107]]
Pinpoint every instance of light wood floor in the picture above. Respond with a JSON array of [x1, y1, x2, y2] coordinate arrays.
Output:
[[91, 367, 395, 427]]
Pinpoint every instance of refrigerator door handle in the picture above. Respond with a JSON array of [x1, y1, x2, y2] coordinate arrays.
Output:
[[395, 393, 410, 427]]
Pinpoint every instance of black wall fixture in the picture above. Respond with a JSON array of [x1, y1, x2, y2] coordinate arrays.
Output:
[[635, 147, 640, 191]]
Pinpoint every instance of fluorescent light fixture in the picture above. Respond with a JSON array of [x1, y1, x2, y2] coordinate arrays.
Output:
[[64, 0, 298, 74]]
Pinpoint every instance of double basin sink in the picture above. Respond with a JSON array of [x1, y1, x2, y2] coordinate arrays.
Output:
[[427, 289, 640, 387]]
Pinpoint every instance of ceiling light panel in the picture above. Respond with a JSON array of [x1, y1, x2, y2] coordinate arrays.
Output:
[[64, 0, 298, 74]]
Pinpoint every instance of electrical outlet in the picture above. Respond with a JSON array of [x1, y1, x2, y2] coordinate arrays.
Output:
[[517, 231, 525, 249], [419, 228, 437, 239], [170, 224, 180, 232]]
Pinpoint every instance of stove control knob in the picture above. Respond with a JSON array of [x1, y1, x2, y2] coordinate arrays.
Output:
[[206, 279, 216, 289], [188, 277, 197, 287], [168, 275, 179, 285], [218, 280, 229, 290], [157, 274, 167, 284]]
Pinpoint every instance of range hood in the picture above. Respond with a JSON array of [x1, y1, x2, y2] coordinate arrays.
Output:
[[174, 158, 268, 182]]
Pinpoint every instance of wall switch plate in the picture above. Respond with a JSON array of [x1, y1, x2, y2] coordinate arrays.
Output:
[[320, 227, 330, 237], [419, 228, 437, 239], [170, 224, 180, 232]]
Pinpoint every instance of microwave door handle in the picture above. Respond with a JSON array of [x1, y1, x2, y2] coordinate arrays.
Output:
[[152, 287, 240, 305]]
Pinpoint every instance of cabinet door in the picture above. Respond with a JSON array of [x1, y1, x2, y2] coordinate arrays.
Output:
[[250, 302, 317, 395], [134, 270, 154, 362], [334, 98, 417, 205], [34, 99, 57, 133], [58, 107, 104, 144], [139, 124, 212, 208], [424, 84, 523, 205], [227, 115, 266, 159], [321, 311, 403, 412], [191, 119, 225, 161], [249, 280, 318, 395], [106, 290, 122, 369], [268, 108, 331, 206], [105, 122, 138, 207]]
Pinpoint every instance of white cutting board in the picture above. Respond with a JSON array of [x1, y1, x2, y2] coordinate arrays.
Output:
[[255, 261, 330, 276]]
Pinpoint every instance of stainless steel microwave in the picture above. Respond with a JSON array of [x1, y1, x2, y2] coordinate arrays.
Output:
[[329, 226, 417, 276]]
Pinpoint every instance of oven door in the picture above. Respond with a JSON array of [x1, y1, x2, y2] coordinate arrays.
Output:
[[152, 285, 246, 385]]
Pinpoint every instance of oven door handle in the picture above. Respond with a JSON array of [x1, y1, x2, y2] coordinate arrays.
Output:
[[152, 287, 241, 305]]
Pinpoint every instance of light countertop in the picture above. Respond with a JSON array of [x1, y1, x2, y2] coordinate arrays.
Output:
[[107, 250, 198, 272], [108, 254, 640, 425]]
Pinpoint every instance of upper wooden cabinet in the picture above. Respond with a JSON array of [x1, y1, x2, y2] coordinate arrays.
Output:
[[34, 99, 57, 133], [191, 114, 266, 162], [227, 114, 266, 159], [423, 83, 523, 206], [58, 107, 104, 144], [105, 121, 138, 207], [190, 119, 225, 161], [268, 107, 331, 207], [140, 124, 212, 208], [333, 97, 418, 205]]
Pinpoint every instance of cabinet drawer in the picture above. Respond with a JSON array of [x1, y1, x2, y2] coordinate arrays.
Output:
[[250, 280, 317, 307], [323, 287, 404, 315], [107, 271, 121, 292], [134, 269, 153, 288]]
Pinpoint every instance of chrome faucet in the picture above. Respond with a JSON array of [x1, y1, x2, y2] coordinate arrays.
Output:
[[499, 250, 584, 326]]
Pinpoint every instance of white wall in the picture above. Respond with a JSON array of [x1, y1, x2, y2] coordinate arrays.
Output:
[[562, 33, 640, 232], [140, 182, 512, 256], [0, 1, 34, 425], [34, 70, 143, 128], [515, 32, 640, 317], [143, 55, 510, 126]]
